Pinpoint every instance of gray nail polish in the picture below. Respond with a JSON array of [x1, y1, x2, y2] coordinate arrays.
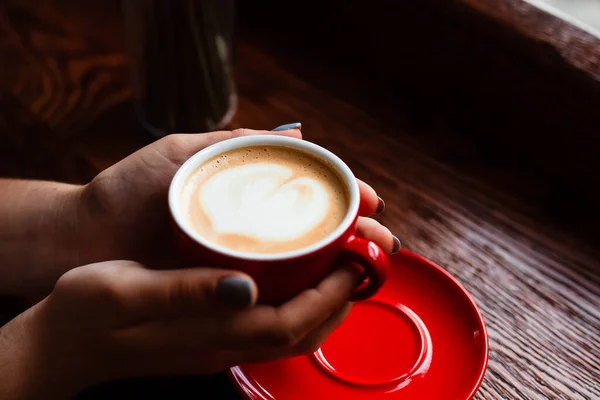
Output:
[[391, 236, 402, 254], [375, 197, 385, 215], [216, 276, 254, 308], [271, 122, 302, 131]]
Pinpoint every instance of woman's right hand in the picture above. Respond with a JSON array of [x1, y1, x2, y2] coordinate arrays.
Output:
[[0, 260, 360, 399]]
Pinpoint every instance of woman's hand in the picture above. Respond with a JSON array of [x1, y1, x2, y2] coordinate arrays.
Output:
[[76, 126, 399, 268], [75, 128, 302, 267], [0, 260, 362, 399]]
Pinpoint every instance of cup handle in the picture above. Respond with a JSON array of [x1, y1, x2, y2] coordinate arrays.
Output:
[[340, 234, 390, 301]]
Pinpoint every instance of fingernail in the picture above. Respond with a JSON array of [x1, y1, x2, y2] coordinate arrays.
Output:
[[391, 235, 402, 254], [272, 122, 302, 131], [216, 276, 255, 308], [375, 197, 385, 215]]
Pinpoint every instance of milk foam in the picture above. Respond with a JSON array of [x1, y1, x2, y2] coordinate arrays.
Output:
[[181, 145, 349, 254], [198, 163, 330, 241]]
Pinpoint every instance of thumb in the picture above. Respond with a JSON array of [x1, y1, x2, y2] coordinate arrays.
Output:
[[155, 126, 303, 163], [113, 265, 258, 320]]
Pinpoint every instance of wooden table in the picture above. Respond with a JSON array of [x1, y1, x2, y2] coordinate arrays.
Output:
[[1, 1, 599, 399]]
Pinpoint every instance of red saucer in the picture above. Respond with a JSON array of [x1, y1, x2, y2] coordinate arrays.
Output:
[[229, 250, 488, 400]]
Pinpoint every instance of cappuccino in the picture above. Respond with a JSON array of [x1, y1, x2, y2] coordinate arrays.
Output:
[[180, 145, 350, 254]]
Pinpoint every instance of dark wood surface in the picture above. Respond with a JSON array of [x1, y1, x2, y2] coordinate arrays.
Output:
[[460, 0, 600, 82], [1, 1, 599, 399], [238, 0, 600, 240]]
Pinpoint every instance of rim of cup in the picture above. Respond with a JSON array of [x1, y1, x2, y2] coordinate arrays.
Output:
[[168, 135, 360, 261]]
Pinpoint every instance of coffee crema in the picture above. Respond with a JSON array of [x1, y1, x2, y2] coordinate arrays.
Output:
[[180, 145, 350, 254]]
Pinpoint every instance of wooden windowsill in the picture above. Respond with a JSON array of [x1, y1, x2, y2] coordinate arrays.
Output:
[[460, 0, 600, 81]]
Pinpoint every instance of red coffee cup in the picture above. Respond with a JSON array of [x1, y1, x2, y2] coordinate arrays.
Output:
[[168, 135, 389, 304]]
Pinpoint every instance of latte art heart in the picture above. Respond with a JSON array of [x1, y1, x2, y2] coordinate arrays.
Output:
[[181, 145, 349, 254], [199, 163, 330, 242]]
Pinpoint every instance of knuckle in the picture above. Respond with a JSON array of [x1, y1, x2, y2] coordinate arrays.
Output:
[[360, 218, 390, 240], [357, 218, 374, 233], [160, 133, 186, 148], [297, 288, 330, 312], [167, 278, 209, 308], [366, 218, 383, 233], [303, 288, 323, 302], [157, 134, 189, 162], [92, 265, 130, 302], [54, 261, 135, 305], [230, 128, 250, 137], [53, 267, 84, 296]]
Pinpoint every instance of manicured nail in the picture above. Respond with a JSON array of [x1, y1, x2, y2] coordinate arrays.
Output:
[[375, 197, 385, 215], [216, 276, 254, 308], [391, 235, 401, 254], [272, 122, 302, 131]]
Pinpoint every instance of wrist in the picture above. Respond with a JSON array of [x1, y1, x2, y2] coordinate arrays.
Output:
[[0, 302, 90, 399], [55, 183, 88, 270], [0, 180, 86, 295], [35, 183, 88, 291]]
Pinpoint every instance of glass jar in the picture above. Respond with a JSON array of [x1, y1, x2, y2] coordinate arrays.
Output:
[[123, 0, 236, 137]]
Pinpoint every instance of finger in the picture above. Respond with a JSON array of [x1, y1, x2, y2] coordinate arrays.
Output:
[[138, 268, 259, 317], [221, 266, 361, 350], [290, 302, 353, 356], [82, 262, 259, 324], [356, 216, 399, 254], [158, 127, 303, 163], [271, 122, 302, 132], [357, 179, 384, 216], [126, 301, 354, 368], [114, 269, 357, 359], [200, 126, 303, 146], [239, 303, 353, 364]]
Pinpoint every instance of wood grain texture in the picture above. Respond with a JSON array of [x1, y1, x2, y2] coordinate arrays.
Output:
[[1, 1, 599, 399], [461, 0, 600, 80]]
